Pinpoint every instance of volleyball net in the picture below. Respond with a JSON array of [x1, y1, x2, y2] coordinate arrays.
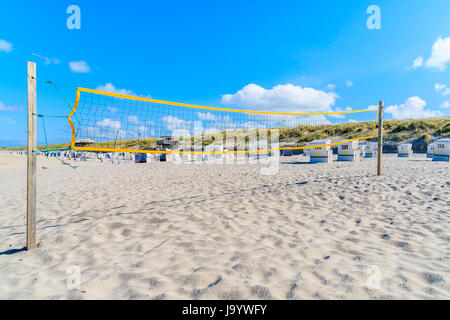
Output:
[[68, 87, 379, 154]]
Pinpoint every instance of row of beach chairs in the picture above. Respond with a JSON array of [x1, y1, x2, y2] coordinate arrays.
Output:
[[6, 138, 449, 164], [304, 139, 450, 163]]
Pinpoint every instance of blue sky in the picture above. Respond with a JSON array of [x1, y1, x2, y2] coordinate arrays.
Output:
[[1, 0, 450, 147]]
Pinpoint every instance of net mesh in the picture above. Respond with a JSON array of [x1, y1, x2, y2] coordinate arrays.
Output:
[[68, 88, 378, 154]]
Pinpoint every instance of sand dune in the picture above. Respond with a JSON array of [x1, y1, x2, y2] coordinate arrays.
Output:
[[0, 153, 448, 299]]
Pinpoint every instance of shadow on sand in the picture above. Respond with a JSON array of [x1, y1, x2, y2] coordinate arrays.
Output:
[[281, 161, 317, 165], [0, 247, 26, 255]]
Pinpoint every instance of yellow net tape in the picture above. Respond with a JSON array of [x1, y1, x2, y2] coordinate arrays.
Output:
[[68, 87, 378, 154]]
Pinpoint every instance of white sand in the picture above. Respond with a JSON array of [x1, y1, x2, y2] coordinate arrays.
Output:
[[0, 152, 448, 299]]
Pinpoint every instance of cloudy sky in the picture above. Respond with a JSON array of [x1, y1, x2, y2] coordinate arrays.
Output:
[[0, 0, 449, 146]]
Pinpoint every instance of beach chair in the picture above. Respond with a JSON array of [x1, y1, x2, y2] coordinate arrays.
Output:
[[308, 139, 333, 163], [432, 139, 450, 162], [337, 141, 360, 161], [397, 144, 413, 158]]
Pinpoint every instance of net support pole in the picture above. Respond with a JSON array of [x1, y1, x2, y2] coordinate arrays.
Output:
[[27, 62, 37, 250], [377, 100, 384, 176]]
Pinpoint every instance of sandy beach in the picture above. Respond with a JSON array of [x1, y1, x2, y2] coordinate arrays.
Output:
[[0, 152, 448, 299]]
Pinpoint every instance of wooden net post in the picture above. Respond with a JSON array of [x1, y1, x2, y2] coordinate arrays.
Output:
[[27, 62, 37, 250], [377, 100, 384, 176]]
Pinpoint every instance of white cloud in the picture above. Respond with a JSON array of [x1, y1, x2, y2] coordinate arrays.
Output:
[[163, 113, 272, 135], [108, 106, 119, 114], [434, 83, 450, 96], [163, 83, 345, 135], [0, 39, 12, 53], [197, 112, 217, 121], [329, 107, 348, 119], [345, 80, 353, 87], [69, 60, 90, 73], [96, 118, 121, 130], [162, 115, 192, 131], [0, 101, 23, 112], [197, 112, 232, 123], [198, 112, 268, 132], [411, 56, 424, 69], [32, 53, 60, 65], [435, 83, 446, 91], [163, 112, 337, 137], [247, 113, 332, 127], [424, 36, 450, 71], [96, 83, 134, 95], [326, 84, 336, 90], [439, 101, 450, 109], [96, 83, 153, 98], [81, 117, 152, 141], [385, 97, 443, 120], [221, 83, 338, 113], [201, 83, 348, 132], [127, 115, 140, 125], [135, 125, 148, 137]]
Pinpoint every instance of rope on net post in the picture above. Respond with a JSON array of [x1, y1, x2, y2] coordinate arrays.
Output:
[[29, 77, 82, 168], [50, 83, 81, 125], [36, 151, 77, 170], [31, 77, 81, 125], [31, 113, 77, 170], [31, 76, 78, 89]]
